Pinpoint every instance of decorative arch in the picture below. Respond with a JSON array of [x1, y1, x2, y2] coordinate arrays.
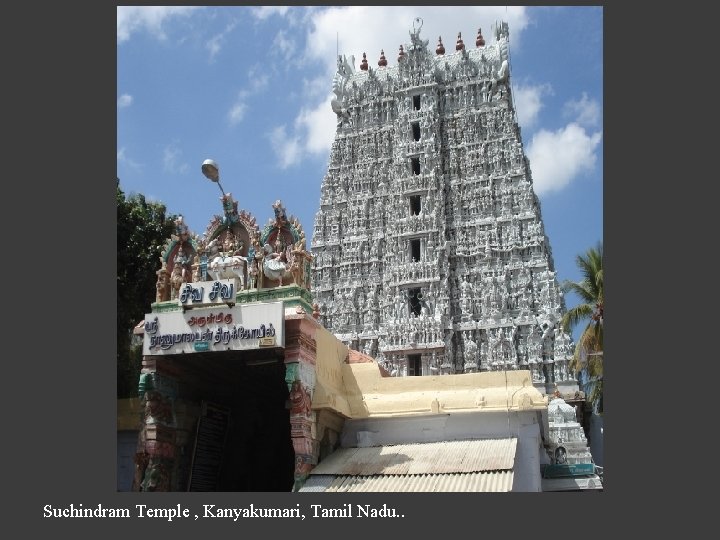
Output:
[[203, 209, 261, 260]]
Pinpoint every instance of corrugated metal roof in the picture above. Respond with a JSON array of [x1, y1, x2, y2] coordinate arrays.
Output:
[[300, 471, 515, 492], [309, 438, 517, 476]]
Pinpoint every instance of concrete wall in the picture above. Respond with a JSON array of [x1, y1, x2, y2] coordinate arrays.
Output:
[[340, 409, 544, 492], [513, 422, 543, 492]]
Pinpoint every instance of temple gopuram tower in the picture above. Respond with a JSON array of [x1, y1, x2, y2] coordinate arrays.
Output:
[[311, 19, 577, 393]]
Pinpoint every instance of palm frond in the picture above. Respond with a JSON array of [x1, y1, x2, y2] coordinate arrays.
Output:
[[584, 376, 603, 414], [561, 304, 593, 333], [561, 279, 596, 305], [562, 241, 604, 412], [568, 328, 600, 373]]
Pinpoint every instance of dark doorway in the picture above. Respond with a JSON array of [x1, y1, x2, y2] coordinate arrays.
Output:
[[407, 354, 422, 376], [409, 239, 421, 262], [412, 122, 421, 141], [169, 350, 295, 492], [220, 358, 295, 491], [408, 287, 421, 316], [409, 195, 421, 216], [411, 157, 421, 175]]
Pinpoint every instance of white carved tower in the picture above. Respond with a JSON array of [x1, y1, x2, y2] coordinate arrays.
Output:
[[311, 20, 576, 392]]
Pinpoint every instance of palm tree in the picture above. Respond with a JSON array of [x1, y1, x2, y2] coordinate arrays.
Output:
[[561, 241, 603, 413]]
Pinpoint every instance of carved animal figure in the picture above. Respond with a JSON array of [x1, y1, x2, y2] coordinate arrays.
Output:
[[207, 254, 246, 288]]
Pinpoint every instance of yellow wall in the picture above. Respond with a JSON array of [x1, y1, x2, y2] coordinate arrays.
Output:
[[312, 344, 547, 419], [311, 325, 353, 417]]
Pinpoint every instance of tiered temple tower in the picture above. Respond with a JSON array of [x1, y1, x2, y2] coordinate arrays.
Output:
[[311, 20, 576, 392]]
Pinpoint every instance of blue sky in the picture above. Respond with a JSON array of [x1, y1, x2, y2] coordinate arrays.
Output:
[[117, 6, 603, 337]]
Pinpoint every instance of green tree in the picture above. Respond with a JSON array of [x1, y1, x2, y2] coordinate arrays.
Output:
[[561, 241, 603, 413], [117, 179, 177, 397]]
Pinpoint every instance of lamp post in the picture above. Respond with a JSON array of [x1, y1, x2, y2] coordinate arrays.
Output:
[[202, 158, 240, 231], [201, 158, 226, 197]]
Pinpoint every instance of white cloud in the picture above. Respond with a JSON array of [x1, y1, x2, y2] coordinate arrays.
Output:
[[272, 30, 296, 62], [304, 6, 528, 77], [206, 35, 222, 60], [205, 20, 238, 62], [163, 144, 190, 175], [295, 97, 337, 156], [281, 6, 530, 165], [117, 94, 133, 109], [228, 102, 247, 125], [117, 6, 201, 43], [250, 6, 290, 20], [268, 126, 301, 169], [526, 123, 602, 196], [227, 73, 269, 126], [301, 76, 329, 101], [563, 92, 601, 128], [513, 82, 553, 130], [250, 74, 269, 93], [117, 147, 142, 170]]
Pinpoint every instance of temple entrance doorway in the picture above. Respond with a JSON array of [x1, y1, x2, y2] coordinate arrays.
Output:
[[166, 349, 295, 492]]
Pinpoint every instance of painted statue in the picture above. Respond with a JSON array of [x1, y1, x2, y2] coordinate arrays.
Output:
[[207, 234, 246, 287]]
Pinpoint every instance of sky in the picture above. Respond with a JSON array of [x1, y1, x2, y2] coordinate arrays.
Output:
[[117, 6, 603, 339]]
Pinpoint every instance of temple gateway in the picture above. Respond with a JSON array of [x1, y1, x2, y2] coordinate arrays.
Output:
[[311, 20, 576, 395]]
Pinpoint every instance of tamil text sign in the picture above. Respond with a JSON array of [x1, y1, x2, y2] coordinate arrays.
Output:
[[177, 279, 238, 307], [143, 302, 284, 355]]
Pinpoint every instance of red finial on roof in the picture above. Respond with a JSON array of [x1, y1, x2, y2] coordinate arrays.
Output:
[[436, 36, 445, 55], [397, 44, 406, 62], [378, 49, 387, 67], [456, 31, 465, 51], [476, 27, 485, 47], [360, 52, 368, 71]]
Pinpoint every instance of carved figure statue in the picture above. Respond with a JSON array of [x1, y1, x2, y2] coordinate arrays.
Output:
[[174, 215, 189, 242], [248, 256, 259, 289], [497, 59, 509, 83], [393, 290, 406, 319], [221, 194, 239, 226], [155, 260, 170, 302], [272, 200, 288, 225], [464, 338, 478, 367], [287, 247, 307, 288], [332, 54, 355, 104], [417, 289, 434, 317], [173, 248, 192, 283], [170, 264, 184, 300], [262, 236, 294, 285], [207, 234, 246, 287], [289, 381, 312, 416]]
